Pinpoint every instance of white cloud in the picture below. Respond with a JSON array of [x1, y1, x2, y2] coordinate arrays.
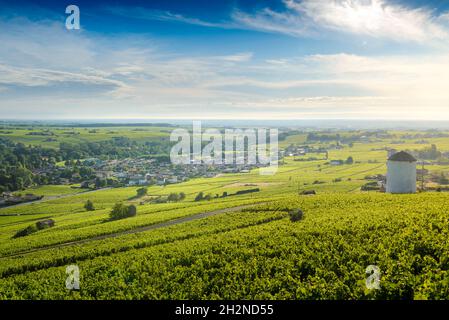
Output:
[[2, 14, 449, 120], [218, 52, 253, 62], [0, 64, 126, 88], [291, 0, 449, 42], [233, 0, 449, 43], [231, 8, 311, 37], [106, 7, 232, 29], [106, 2, 449, 44]]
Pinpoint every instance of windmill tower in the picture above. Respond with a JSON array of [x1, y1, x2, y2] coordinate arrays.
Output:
[[386, 151, 417, 194]]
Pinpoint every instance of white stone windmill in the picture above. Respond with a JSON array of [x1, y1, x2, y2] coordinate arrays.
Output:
[[386, 151, 417, 194]]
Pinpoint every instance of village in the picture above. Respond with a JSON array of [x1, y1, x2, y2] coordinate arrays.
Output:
[[32, 156, 264, 188], [2, 131, 449, 208]]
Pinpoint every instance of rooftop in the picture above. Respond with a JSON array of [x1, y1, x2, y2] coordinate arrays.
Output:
[[388, 151, 417, 162]]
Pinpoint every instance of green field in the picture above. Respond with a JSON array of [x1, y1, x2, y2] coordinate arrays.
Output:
[[0, 126, 171, 148], [1, 127, 449, 299]]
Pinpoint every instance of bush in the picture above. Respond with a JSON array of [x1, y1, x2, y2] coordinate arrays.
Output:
[[84, 200, 95, 211], [179, 192, 186, 200], [300, 190, 316, 195], [361, 182, 380, 191], [127, 205, 137, 217], [235, 188, 260, 195], [13, 225, 38, 238], [289, 209, 304, 222], [204, 194, 212, 201], [194, 192, 204, 202], [151, 197, 168, 204], [36, 219, 55, 230], [136, 187, 148, 197], [110, 203, 137, 220], [167, 193, 180, 202]]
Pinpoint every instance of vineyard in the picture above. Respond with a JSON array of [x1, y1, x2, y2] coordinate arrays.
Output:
[[1, 193, 449, 299], [1, 127, 449, 300]]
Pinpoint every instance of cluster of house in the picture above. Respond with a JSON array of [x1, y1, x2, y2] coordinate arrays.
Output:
[[124, 163, 257, 187], [76, 157, 260, 187], [282, 145, 330, 158]]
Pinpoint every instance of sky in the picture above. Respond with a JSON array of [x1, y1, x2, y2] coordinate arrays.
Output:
[[1, 0, 449, 120]]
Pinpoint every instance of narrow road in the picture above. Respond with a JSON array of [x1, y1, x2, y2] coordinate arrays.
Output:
[[0, 202, 264, 259]]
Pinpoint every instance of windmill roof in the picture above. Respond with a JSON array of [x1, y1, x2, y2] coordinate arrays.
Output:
[[388, 151, 417, 162]]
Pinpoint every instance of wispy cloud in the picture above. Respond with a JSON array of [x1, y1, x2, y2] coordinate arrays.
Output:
[[231, 7, 311, 37], [106, 7, 233, 29], [0, 64, 126, 88], [109, 1, 449, 44], [283, 0, 449, 42], [232, 0, 449, 43], [2, 10, 449, 120]]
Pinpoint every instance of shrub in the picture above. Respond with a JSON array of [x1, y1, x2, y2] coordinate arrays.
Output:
[[36, 219, 55, 230], [167, 193, 180, 202], [204, 194, 212, 201], [361, 182, 380, 191], [179, 192, 186, 200], [194, 192, 204, 202], [110, 203, 137, 220], [127, 205, 137, 217], [151, 197, 168, 204], [136, 187, 148, 198], [300, 190, 316, 195], [289, 209, 304, 222], [13, 225, 38, 238], [235, 188, 260, 195], [84, 200, 95, 211]]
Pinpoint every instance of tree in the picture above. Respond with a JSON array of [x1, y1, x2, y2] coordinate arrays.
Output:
[[127, 205, 137, 217], [167, 193, 180, 202], [346, 156, 354, 165], [95, 177, 106, 189], [136, 187, 148, 198], [84, 200, 95, 211], [179, 192, 186, 200], [110, 203, 129, 220], [194, 192, 204, 202], [13, 225, 38, 238], [110, 203, 137, 220], [289, 209, 304, 222], [204, 193, 212, 201], [15, 177, 24, 190]]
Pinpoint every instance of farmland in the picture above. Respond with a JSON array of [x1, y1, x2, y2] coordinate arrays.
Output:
[[1, 125, 449, 299]]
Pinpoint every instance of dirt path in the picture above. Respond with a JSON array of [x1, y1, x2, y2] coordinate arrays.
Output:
[[0, 203, 264, 259]]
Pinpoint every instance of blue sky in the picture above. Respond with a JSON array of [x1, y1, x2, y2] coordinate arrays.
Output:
[[1, 0, 449, 120]]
